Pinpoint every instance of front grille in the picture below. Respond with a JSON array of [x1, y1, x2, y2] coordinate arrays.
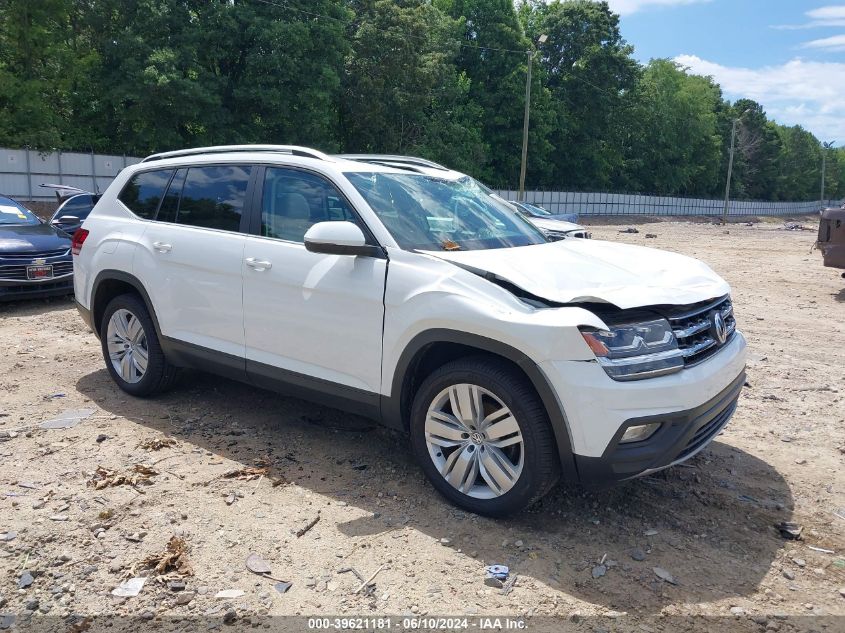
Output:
[[0, 261, 73, 281], [666, 296, 736, 366], [0, 248, 69, 260], [675, 399, 737, 461]]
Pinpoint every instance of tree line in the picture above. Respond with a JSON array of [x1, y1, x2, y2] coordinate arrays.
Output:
[[1, 0, 843, 201]]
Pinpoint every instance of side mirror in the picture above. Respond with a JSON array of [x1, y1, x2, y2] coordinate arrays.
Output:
[[304, 221, 382, 257]]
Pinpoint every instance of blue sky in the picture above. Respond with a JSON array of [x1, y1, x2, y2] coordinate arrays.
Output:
[[607, 0, 845, 143]]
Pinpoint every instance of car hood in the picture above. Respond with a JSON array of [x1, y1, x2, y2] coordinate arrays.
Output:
[[0, 223, 71, 254], [423, 239, 730, 309], [528, 217, 585, 233]]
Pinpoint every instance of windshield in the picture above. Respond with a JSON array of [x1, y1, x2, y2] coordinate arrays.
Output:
[[518, 202, 552, 217], [345, 173, 547, 251], [0, 198, 40, 226]]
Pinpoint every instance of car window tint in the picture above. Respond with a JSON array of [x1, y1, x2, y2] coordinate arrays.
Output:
[[57, 195, 95, 220], [261, 168, 357, 243], [175, 165, 250, 231], [118, 170, 174, 219], [156, 168, 186, 223]]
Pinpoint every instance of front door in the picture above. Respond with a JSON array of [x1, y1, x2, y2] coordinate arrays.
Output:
[[242, 166, 386, 405]]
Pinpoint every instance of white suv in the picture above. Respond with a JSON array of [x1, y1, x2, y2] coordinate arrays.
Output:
[[73, 145, 747, 516]]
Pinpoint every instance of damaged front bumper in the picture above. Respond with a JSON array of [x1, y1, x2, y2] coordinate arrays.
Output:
[[574, 370, 745, 486], [539, 331, 747, 486]]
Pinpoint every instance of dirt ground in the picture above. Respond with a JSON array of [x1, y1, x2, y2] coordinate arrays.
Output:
[[1, 217, 843, 632]]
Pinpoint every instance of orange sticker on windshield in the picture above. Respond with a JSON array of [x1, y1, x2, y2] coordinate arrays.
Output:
[[441, 240, 461, 251]]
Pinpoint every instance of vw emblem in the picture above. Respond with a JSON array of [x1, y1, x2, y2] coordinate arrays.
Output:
[[469, 431, 484, 445], [711, 311, 727, 345]]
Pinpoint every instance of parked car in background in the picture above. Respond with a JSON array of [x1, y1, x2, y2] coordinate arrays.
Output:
[[0, 194, 73, 301], [817, 201, 845, 276], [509, 200, 591, 240], [41, 184, 101, 237], [74, 145, 746, 516]]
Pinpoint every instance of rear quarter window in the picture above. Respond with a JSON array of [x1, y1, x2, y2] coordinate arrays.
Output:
[[118, 170, 175, 219]]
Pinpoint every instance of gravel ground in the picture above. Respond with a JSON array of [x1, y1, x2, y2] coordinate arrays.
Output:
[[0, 217, 843, 632]]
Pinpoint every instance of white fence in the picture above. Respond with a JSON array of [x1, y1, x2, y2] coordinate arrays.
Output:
[[0, 147, 142, 202], [0, 147, 836, 215], [495, 189, 839, 217]]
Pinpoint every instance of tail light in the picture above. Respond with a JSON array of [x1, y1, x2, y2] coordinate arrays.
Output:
[[71, 229, 89, 256]]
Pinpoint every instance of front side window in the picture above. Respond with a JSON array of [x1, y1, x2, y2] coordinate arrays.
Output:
[[345, 173, 546, 251], [118, 170, 174, 219], [261, 167, 359, 243], [175, 165, 250, 231]]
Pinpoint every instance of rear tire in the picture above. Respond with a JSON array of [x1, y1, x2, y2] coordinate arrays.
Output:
[[409, 356, 560, 516], [100, 293, 177, 397]]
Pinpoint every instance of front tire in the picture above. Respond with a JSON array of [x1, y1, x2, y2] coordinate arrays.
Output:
[[100, 293, 177, 397], [409, 357, 560, 516]]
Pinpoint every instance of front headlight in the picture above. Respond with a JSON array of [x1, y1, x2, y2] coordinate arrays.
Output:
[[542, 229, 567, 242], [580, 318, 683, 381]]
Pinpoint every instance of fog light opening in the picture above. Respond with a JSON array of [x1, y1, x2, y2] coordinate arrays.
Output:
[[620, 422, 661, 444]]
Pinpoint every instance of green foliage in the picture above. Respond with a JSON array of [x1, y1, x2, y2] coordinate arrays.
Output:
[[0, 0, 841, 201]]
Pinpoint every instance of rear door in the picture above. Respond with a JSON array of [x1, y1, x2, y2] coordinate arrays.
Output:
[[133, 164, 254, 365], [241, 166, 386, 402]]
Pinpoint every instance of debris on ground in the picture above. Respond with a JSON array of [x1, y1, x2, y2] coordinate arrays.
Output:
[[484, 564, 509, 587], [501, 573, 518, 596], [222, 456, 286, 487], [645, 233, 657, 238], [783, 222, 812, 231], [776, 521, 803, 540], [138, 437, 178, 451], [134, 536, 193, 577], [619, 227, 639, 233], [39, 408, 95, 430], [274, 582, 292, 594], [111, 577, 146, 598], [294, 512, 321, 537], [353, 564, 385, 595], [245, 553, 291, 585], [215, 589, 245, 599], [18, 571, 34, 589], [88, 464, 158, 491], [592, 564, 607, 578], [0, 531, 16, 542], [653, 567, 677, 585]]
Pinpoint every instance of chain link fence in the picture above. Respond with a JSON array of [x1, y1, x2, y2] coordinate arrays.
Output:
[[494, 188, 840, 217]]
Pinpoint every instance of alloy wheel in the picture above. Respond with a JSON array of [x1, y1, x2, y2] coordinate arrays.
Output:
[[424, 383, 524, 499], [106, 308, 148, 384]]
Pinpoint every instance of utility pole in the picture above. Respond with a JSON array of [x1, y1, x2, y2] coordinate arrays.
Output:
[[722, 108, 751, 224], [821, 140, 835, 210], [518, 34, 547, 202]]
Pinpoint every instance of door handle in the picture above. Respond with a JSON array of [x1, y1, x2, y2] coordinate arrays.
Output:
[[245, 257, 272, 271], [152, 241, 172, 253]]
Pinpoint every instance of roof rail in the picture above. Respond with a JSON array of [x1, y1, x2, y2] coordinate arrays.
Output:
[[141, 145, 331, 163], [336, 154, 449, 171]]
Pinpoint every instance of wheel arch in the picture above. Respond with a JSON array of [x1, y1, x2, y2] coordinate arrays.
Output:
[[90, 270, 161, 340], [383, 329, 578, 482]]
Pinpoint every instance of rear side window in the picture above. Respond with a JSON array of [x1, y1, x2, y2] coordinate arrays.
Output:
[[118, 170, 174, 219], [174, 165, 250, 231]]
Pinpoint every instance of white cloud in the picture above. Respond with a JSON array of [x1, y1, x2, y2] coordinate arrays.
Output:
[[674, 55, 844, 142], [807, 5, 845, 20], [606, 0, 711, 16], [802, 33, 845, 50], [771, 4, 845, 29]]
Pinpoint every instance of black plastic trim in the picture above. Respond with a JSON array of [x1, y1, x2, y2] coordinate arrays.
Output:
[[575, 369, 746, 488], [76, 300, 93, 331], [304, 240, 386, 258], [89, 270, 162, 340], [382, 329, 579, 482]]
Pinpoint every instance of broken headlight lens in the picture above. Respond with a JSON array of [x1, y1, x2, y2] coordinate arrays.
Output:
[[580, 318, 683, 381]]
